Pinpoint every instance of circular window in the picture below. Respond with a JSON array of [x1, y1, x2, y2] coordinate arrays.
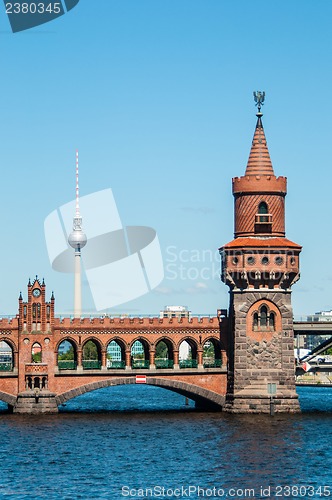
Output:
[[232, 257, 239, 265], [247, 256, 255, 265], [290, 257, 296, 266], [261, 256, 269, 265], [275, 256, 283, 265]]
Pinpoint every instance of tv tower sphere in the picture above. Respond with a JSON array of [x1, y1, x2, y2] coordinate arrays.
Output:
[[68, 223, 87, 250]]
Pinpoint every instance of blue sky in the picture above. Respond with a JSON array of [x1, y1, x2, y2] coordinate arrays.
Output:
[[0, 1, 331, 317]]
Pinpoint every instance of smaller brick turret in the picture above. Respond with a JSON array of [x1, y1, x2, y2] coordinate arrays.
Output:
[[18, 277, 55, 333]]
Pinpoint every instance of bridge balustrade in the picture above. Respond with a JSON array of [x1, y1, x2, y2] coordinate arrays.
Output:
[[107, 360, 126, 369], [155, 359, 174, 369], [0, 361, 13, 371], [179, 359, 198, 369], [132, 360, 149, 369], [58, 360, 77, 370], [203, 359, 222, 368], [82, 360, 102, 370]]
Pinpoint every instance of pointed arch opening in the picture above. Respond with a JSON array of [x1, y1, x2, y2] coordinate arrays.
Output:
[[203, 339, 222, 368], [0, 341, 13, 372], [179, 338, 198, 368], [58, 340, 77, 370], [107, 339, 126, 369], [31, 342, 42, 363], [131, 339, 149, 369], [155, 339, 174, 369], [82, 339, 102, 370]]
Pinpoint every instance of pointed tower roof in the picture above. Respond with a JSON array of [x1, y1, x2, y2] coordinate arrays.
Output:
[[245, 112, 274, 176]]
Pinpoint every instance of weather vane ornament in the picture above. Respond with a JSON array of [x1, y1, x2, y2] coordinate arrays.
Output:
[[253, 90, 265, 112]]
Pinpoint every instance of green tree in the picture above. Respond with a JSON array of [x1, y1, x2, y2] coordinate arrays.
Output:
[[155, 341, 168, 359], [83, 341, 98, 360]]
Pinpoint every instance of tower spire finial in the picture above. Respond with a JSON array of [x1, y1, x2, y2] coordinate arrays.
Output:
[[253, 90, 265, 114]]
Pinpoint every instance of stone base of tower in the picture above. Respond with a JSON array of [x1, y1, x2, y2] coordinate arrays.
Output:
[[223, 386, 300, 413], [13, 391, 58, 414], [224, 291, 301, 414]]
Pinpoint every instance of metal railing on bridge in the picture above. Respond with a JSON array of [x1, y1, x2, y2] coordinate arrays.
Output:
[[179, 359, 198, 369], [82, 360, 102, 370], [155, 359, 174, 369], [132, 360, 150, 369], [58, 360, 77, 370], [107, 361, 126, 369], [0, 361, 13, 371], [203, 359, 222, 368]]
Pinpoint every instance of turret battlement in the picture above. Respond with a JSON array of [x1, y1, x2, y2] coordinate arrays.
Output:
[[232, 175, 287, 194], [55, 315, 220, 328]]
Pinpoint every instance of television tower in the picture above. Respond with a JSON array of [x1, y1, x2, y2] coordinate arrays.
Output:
[[68, 151, 87, 318]]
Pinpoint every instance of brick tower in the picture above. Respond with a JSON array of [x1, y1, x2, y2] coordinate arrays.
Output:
[[220, 92, 301, 413]]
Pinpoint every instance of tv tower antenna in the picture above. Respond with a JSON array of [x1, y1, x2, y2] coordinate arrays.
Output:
[[68, 151, 87, 318]]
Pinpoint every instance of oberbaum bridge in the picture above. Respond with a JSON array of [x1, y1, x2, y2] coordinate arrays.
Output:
[[0, 93, 330, 415]]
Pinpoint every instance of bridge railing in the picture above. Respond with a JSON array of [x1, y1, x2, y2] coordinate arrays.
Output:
[[155, 359, 174, 369], [107, 361, 126, 369], [132, 360, 150, 369], [0, 361, 13, 371], [82, 360, 102, 370], [58, 360, 77, 370], [180, 360, 198, 369], [203, 359, 222, 368]]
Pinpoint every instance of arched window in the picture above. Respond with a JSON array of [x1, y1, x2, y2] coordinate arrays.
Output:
[[252, 304, 276, 331], [253, 312, 259, 330], [258, 202, 268, 222], [260, 306, 268, 327], [31, 342, 42, 363]]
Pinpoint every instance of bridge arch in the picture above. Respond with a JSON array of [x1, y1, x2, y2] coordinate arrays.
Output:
[[176, 336, 198, 352], [55, 377, 224, 410], [0, 338, 17, 371], [130, 337, 150, 368], [82, 338, 102, 369], [155, 337, 175, 368], [202, 337, 222, 367], [55, 337, 79, 353], [106, 338, 126, 368]]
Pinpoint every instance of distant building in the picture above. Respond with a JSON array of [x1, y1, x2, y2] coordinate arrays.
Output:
[[107, 339, 143, 361], [307, 310, 332, 322], [305, 310, 332, 350], [160, 305, 191, 320]]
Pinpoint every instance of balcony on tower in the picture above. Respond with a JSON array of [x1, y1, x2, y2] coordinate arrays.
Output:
[[254, 202, 272, 234]]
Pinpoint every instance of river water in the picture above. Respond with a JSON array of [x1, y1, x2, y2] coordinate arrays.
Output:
[[0, 386, 331, 499]]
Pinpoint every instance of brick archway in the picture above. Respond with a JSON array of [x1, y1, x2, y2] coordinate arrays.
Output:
[[55, 377, 225, 410]]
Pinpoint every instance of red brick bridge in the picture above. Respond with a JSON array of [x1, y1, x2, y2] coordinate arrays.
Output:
[[0, 279, 228, 413]]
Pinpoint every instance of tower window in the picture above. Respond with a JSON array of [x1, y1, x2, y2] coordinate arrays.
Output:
[[255, 202, 272, 232], [252, 304, 276, 331], [258, 202, 268, 222], [260, 306, 268, 327]]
